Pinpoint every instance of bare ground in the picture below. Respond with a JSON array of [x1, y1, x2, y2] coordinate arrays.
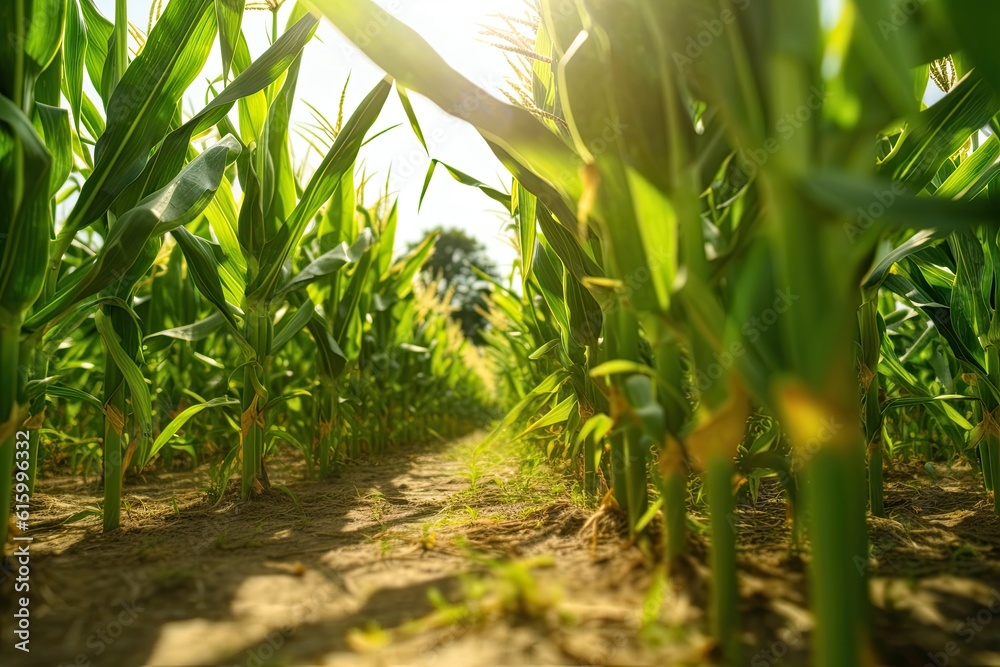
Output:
[[1, 434, 1000, 666]]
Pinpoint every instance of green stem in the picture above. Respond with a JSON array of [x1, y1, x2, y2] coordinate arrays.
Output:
[[645, 318, 690, 560], [606, 306, 646, 531], [583, 429, 597, 497], [102, 340, 125, 533], [706, 454, 739, 664], [804, 443, 869, 667], [662, 457, 687, 561], [114, 0, 129, 85], [318, 388, 336, 478], [868, 441, 884, 517], [1, 312, 22, 547], [986, 348, 1000, 514], [989, 438, 1000, 517], [624, 424, 647, 529], [240, 373, 261, 499], [102, 304, 140, 531], [859, 296, 885, 517], [610, 430, 630, 516], [240, 308, 271, 499], [23, 337, 47, 495], [980, 417, 994, 492]]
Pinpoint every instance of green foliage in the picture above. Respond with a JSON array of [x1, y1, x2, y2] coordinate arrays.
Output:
[[313, 1, 1000, 664], [0, 0, 493, 541], [10, 2, 1000, 665]]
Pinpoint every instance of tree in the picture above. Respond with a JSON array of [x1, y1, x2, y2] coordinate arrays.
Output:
[[410, 227, 498, 342]]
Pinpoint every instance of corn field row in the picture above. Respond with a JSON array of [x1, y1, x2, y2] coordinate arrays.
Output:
[[0, 0, 493, 527], [3, 0, 1000, 666]]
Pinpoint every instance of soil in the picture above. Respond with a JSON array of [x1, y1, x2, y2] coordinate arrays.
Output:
[[1, 434, 1000, 666]]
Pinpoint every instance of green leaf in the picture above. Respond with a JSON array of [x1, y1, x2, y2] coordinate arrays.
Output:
[[626, 168, 676, 311], [941, 3, 1000, 106], [171, 227, 251, 355], [575, 413, 613, 447], [420, 159, 510, 211], [804, 170, 1000, 239], [275, 231, 372, 299], [513, 183, 536, 294], [63, 509, 102, 524], [145, 312, 226, 343], [142, 397, 239, 468], [94, 308, 152, 443], [879, 70, 1000, 192], [0, 96, 51, 317], [306, 312, 348, 379], [79, 0, 114, 104], [34, 103, 72, 198], [64, 0, 88, 130], [12, 0, 65, 80], [216, 0, 245, 83], [936, 134, 1000, 201], [46, 383, 106, 413], [63, 0, 218, 237], [332, 251, 375, 346], [397, 85, 427, 153], [388, 233, 435, 300], [523, 394, 577, 434], [247, 76, 392, 305], [529, 339, 560, 360], [862, 230, 944, 290], [482, 369, 571, 446], [590, 360, 658, 379], [881, 394, 977, 413], [272, 299, 316, 353], [119, 13, 319, 207], [28, 136, 242, 329], [376, 201, 398, 277]]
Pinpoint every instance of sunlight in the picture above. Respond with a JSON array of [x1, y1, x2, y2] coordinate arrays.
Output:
[[9, 2, 1000, 666]]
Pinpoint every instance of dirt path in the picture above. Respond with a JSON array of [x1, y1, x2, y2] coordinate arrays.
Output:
[[0, 434, 704, 666], [6, 434, 1000, 666]]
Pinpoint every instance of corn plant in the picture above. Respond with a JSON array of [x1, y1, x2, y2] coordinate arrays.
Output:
[[2, 0, 253, 535], [313, 1, 1000, 665], [2, 0, 495, 548], [164, 7, 390, 496]]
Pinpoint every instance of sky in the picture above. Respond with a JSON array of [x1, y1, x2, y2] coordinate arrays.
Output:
[[95, 0, 523, 272]]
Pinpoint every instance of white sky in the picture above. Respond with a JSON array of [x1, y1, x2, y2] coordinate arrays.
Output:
[[96, 0, 521, 271]]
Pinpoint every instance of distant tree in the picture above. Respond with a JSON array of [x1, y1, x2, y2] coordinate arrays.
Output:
[[409, 227, 498, 342]]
